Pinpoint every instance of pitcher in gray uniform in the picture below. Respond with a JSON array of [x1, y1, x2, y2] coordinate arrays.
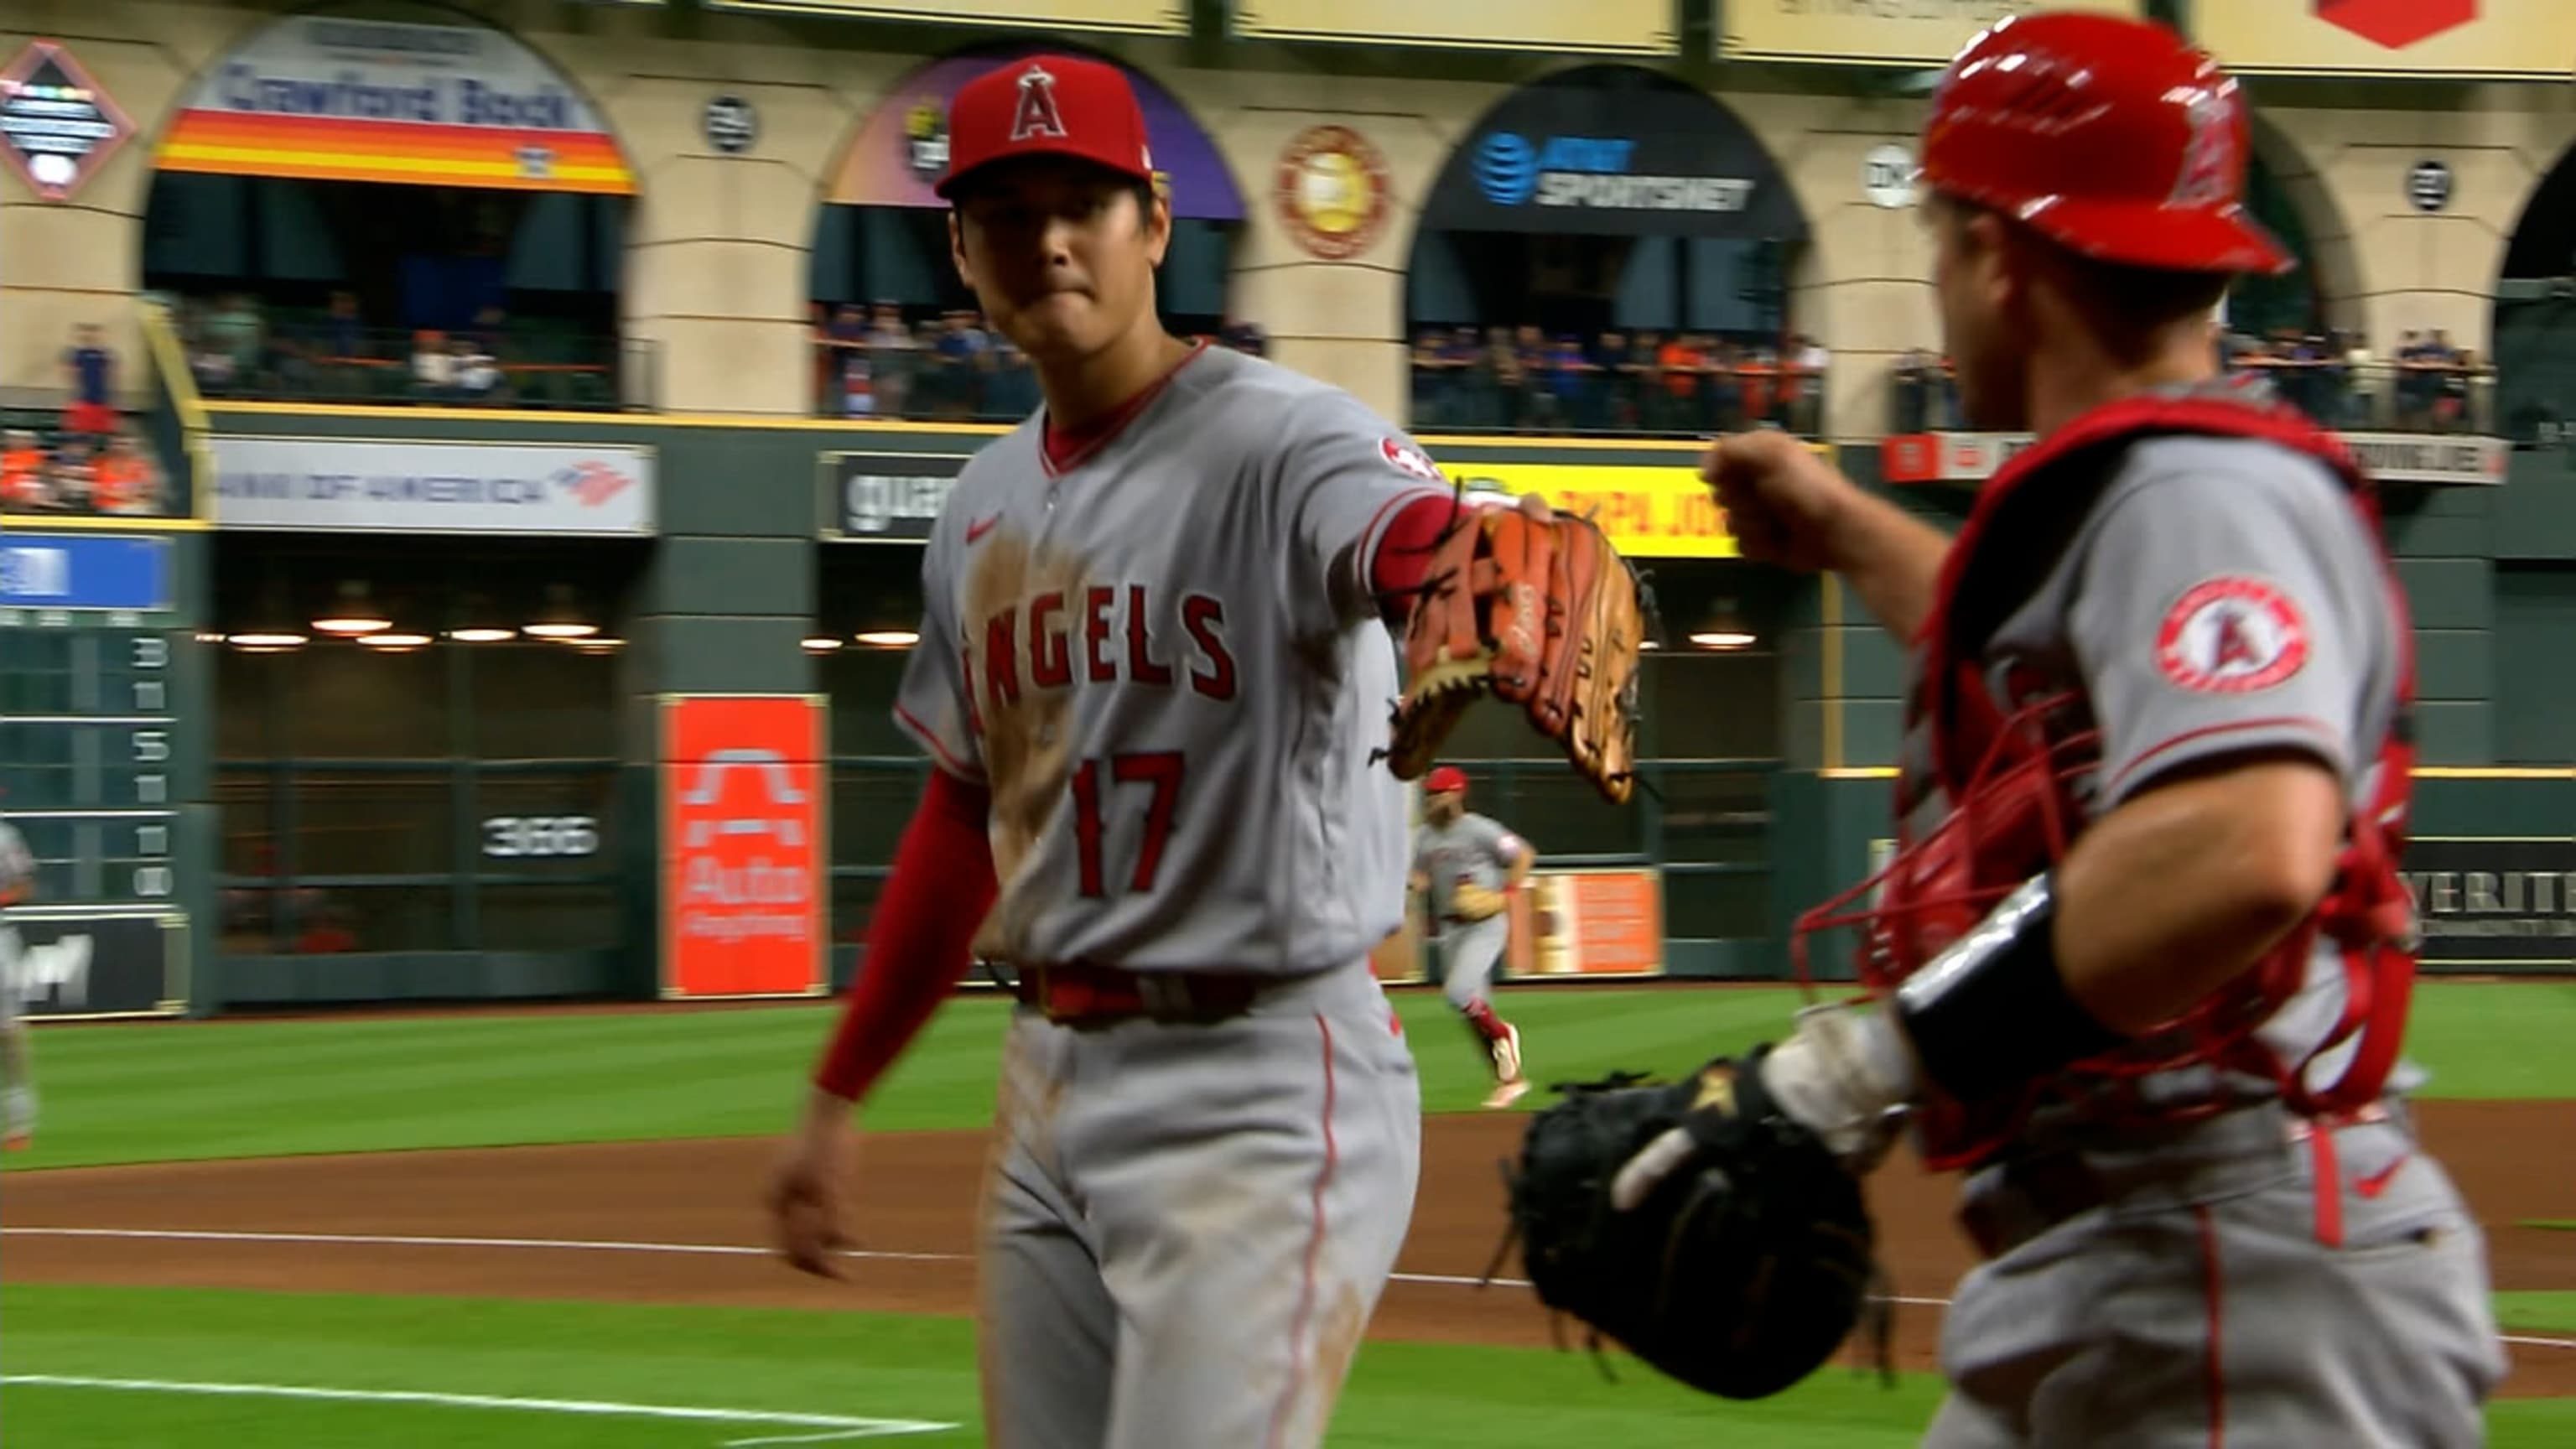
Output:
[[1409, 764, 1534, 1107], [762, 53, 1515, 1449], [1613, 12, 2502, 1446]]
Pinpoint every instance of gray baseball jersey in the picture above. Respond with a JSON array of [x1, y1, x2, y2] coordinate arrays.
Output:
[[1410, 813, 1525, 924], [892, 344, 1454, 973], [1922, 429, 2500, 1446], [0, 820, 32, 896], [1979, 433, 2398, 1111]]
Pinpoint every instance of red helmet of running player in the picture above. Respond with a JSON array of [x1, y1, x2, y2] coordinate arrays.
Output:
[[935, 53, 1157, 200], [1425, 766, 1469, 795], [1919, 10, 2292, 277]]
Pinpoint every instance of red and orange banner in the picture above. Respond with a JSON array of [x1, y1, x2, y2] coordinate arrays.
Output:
[[1513, 868, 1666, 978], [660, 695, 828, 1000], [157, 14, 633, 195]]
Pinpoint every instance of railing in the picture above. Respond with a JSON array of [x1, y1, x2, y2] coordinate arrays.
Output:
[[179, 323, 657, 413], [1410, 356, 1828, 439], [1889, 356, 2501, 436], [813, 335, 1045, 423]]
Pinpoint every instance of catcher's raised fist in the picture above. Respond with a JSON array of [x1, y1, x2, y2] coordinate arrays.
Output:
[[1701, 429, 1856, 574]]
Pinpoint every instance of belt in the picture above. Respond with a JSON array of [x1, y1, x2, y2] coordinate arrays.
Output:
[[1009, 959, 1270, 1027], [1956, 1100, 2400, 1259]]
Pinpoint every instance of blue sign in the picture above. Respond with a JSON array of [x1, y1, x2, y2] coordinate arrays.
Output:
[[1475, 132, 1537, 205], [0, 533, 172, 611]]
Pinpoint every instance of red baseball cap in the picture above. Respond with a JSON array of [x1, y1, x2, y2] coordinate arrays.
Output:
[[934, 54, 1156, 200], [1425, 766, 1469, 794]]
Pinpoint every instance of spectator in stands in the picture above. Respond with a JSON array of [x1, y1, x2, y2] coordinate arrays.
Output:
[[453, 336, 500, 402], [205, 294, 264, 388], [865, 304, 915, 419], [47, 439, 92, 512], [1592, 330, 1634, 430], [326, 291, 366, 361], [91, 434, 158, 517], [1, 430, 48, 511], [412, 330, 456, 400], [1786, 333, 1830, 435], [60, 324, 116, 439]]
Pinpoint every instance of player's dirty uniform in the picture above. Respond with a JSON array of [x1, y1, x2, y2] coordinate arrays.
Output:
[[893, 341, 1452, 1449], [1410, 810, 1523, 1014], [1854, 381, 2506, 1446]]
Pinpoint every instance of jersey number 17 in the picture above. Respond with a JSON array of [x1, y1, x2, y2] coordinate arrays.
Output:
[[1070, 751, 1184, 897]]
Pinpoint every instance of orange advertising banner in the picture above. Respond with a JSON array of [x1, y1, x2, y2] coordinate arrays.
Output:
[[1524, 868, 1665, 977], [660, 694, 828, 1000]]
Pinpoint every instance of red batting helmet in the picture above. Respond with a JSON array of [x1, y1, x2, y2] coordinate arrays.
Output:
[[935, 54, 1156, 200], [1919, 11, 2292, 277], [1424, 766, 1469, 794]]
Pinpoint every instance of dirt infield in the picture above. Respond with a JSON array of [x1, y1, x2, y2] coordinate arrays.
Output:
[[6, 1100, 2572, 1397]]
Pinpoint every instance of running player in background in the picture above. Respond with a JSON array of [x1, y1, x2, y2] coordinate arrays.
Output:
[[1, 805, 39, 1151], [1409, 765, 1534, 1107]]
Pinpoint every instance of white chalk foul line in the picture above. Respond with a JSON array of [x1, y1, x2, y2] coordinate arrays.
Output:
[[13, 1226, 2574, 1353], [2, 1225, 1530, 1289], [0, 1374, 957, 1443]]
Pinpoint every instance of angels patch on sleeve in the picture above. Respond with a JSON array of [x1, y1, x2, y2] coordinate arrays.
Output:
[[2154, 576, 2310, 693]]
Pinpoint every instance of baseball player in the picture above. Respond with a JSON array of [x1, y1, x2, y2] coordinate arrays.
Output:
[[1612, 12, 2503, 1444], [761, 53, 1540, 1449], [1408, 765, 1533, 1107], [1, 808, 38, 1151]]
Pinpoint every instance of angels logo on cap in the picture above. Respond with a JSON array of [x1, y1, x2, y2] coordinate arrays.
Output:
[[1010, 65, 1067, 142]]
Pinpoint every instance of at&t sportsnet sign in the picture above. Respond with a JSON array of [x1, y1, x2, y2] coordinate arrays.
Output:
[[1472, 132, 1753, 215], [1426, 66, 1805, 242]]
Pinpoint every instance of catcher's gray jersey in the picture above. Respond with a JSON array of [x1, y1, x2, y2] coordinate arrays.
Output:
[[1969, 432, 2400, 1109], [893, 344, 1454, 974], [1411, 813, 1524, 922]]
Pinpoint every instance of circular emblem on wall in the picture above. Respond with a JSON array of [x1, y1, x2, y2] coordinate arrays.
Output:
[[2155, 577, 2310, 694], [703, 95, 758, 156], [904, 98, 950, 182], [1862, 143, 1917, 210], [1275, 125, 1392, 261], [2407, 158, 2454, 214]]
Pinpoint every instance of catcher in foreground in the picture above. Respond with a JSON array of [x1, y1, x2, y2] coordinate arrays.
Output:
[[1484, 10, 2501, 1441]]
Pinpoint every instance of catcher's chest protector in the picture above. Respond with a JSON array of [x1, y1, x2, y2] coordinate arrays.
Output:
[[1831, 390, 2422, 1168]]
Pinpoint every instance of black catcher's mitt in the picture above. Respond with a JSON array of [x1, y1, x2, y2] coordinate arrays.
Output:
[[1498, 1046, 1888, 1401]]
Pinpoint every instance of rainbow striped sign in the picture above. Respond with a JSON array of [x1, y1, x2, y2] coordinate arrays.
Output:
[[157, 14, 632, 195]]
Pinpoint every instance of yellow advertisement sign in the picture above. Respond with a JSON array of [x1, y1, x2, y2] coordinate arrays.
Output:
[[1233, 0, 1672, 55], [702, 0, 1185, 33], [1720, 0, 2143, 65], [1441, 460, 1737, 559], [2187, 0, 2576, 80]]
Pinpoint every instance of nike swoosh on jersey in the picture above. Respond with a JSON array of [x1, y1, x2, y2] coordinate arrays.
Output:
[[2355, 1153, 2412, 1199], [965, 513, 1002, 543]]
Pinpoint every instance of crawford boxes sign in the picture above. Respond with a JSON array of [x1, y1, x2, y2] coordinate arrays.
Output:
[[213, 436, 655, 534], [2398, 837, 2576, 969]]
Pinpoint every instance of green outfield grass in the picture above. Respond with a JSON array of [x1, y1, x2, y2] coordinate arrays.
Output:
[[8, 981, 2574, 1171], [2498, 1291, 2576, 1332], [3, 1285, 2568, 1449]]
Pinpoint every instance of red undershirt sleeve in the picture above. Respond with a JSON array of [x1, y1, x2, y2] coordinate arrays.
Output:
[[1367, 493, 1458, 601], [812, 767, 1000, 1104]]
